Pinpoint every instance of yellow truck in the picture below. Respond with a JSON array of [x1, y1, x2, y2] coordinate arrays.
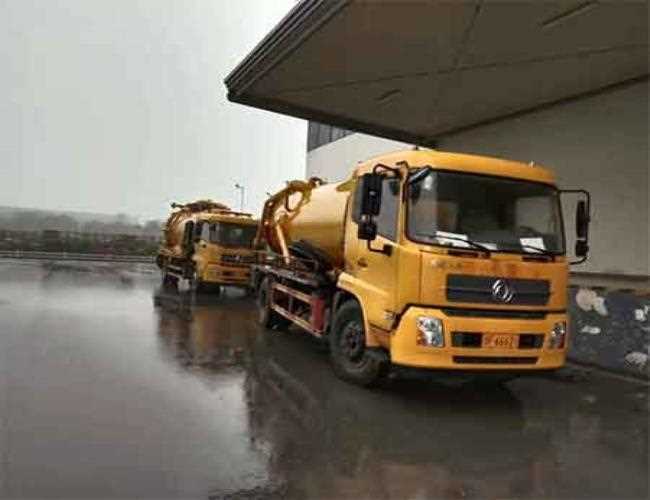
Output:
[[252, 149, 591, 385], [156, 200, 258, 295]]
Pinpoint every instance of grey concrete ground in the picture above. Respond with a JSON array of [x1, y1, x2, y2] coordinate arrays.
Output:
[[0, 260, 647, 499]]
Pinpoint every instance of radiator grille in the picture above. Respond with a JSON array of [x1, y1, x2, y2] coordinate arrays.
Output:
[[221, 254, 254, 265], [442, 308, 547, 319], [446, 275, 550, 306]]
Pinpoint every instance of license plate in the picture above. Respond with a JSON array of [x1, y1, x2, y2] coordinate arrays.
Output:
[[482, 334, 517, 349]]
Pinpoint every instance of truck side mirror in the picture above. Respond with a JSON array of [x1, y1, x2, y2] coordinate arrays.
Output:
[[574, 198, 590, 262], [560, 189, 591, 264], [575, 239, 589, 258], [576, 200, 589, 239], [359, 173, 382, 217], [358, 219, 377, 241]]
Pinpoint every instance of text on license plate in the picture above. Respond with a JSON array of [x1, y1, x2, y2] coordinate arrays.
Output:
[[482, 334, 517, 349]]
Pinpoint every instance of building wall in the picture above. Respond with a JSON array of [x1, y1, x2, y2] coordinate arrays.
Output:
[[436, 81, 648, 277], [306, 132, 410, 182], [307, 122, 355, 152], [568, 283, 650, 379], [306, 81, 649, 277]]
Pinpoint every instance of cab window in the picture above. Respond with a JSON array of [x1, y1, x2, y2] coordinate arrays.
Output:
[[200, 221, 210, 241]]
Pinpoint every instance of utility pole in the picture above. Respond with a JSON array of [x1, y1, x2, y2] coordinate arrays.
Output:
[[234, 183, 245, 211]]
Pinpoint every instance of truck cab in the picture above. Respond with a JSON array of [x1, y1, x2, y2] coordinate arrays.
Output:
[[334, 150, 589, 381], [190, 214, 258, 292]]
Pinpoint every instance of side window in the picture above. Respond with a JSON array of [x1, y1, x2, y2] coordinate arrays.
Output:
[[200, 221, 210, 241], [193, 221, 202, 241], [376, 179, 400, 241]]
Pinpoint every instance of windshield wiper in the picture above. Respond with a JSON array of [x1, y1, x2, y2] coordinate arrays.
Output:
[[518, 244, 555, 258], [434, 234, 492, 253], [498, 242, 555, 258], [434, 237, 555, 258]]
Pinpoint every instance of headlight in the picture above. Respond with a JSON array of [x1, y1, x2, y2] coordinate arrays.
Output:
[[548, 321, 567, 349], [416, 316, 444, 347]]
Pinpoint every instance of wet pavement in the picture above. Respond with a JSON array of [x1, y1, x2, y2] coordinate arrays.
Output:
[[0, 259, 647, 499]]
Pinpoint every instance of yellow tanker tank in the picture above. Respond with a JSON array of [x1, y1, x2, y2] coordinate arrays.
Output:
[[162, 200, 230, 258], [257, 178, 352, 269]]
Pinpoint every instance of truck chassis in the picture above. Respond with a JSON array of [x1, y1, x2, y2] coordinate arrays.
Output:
[[251, 251, 337, 337]]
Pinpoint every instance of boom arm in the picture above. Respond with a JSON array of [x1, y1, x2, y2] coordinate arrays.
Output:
[[255, 178, 324, 263]]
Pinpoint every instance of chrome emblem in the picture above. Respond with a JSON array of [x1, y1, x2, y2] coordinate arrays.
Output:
[[492, 279, 514, 303]]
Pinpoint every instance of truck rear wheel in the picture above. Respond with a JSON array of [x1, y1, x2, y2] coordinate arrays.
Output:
[[189, 270, 206, 294], [161, 268, 178, 290], [258, 277, 290, 330], [330, 300, 386, 387]]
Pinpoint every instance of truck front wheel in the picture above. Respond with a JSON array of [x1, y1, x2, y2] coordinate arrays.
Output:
[[258, 277, 290, 330], [330, 300, 386, 386]]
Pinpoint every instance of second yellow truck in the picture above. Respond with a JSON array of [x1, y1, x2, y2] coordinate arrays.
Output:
[[252, 149, 591, 385], [157, 200, 257, 295]]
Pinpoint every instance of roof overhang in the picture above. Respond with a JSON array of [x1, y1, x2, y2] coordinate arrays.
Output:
[[225, 0, 648, 146]]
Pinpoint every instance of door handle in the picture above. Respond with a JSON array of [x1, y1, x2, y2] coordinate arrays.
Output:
[[357, 258, 368, 268]]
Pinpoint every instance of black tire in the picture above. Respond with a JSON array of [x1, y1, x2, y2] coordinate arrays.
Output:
[[258, 277, 291, 330], [161, 268, 178, 291], [329, 300, 386, 386], [189, 269, 205, 294]]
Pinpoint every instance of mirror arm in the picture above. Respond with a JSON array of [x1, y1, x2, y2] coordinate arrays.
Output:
[[367, 239, 392, 256], [372, 163, 402, 179]]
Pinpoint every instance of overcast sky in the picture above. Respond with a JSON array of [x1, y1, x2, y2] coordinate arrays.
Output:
[[0, 0, 306, 220]]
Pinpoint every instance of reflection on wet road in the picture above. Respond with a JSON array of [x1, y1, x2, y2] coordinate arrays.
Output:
[[0, 260, 647, 499]]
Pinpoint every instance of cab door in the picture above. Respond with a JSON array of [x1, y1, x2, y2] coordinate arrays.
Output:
[[192, 220, 211, 277], [351, 177, 401, 331]]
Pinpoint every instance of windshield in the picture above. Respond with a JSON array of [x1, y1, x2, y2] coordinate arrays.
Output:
[[407, 170, 565, 254], [209, 222, 256, 248]]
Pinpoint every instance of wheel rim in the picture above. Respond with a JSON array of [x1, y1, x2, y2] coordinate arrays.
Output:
[[339, 319, 365, 364]]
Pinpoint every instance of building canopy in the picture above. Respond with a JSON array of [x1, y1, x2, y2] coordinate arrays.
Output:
[[225, 0, 648, 146]]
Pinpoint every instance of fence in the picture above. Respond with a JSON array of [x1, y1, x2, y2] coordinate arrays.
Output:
[[0, 250, 155, 264]]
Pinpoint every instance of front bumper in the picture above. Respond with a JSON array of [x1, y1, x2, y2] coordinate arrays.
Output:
[[390, 306, 567, 371], [203, 264, 251, 286]]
